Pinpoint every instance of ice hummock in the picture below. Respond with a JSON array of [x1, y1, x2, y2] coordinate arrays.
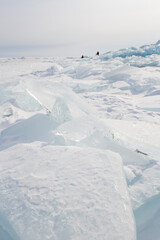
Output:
[[101, 41, 160, 60]]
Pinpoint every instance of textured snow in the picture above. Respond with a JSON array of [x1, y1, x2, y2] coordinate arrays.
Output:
[[0, 42, 160, 240]]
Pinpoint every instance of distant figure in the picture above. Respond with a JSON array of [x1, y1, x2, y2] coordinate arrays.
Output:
[[96, 51, 99, 56], [81, 55, 84, 58]]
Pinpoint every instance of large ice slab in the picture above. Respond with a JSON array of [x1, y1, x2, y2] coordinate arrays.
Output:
[[0, 144, 136, 240], [135, 193, 160, 240]]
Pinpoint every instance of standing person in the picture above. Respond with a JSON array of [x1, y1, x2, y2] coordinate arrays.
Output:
[[96, 51, 99, 56]]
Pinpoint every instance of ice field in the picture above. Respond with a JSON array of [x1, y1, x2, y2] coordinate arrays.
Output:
[[0, 41, 160, 240]]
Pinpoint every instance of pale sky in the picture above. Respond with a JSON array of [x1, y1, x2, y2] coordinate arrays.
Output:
[[0, 0, 160, 57]]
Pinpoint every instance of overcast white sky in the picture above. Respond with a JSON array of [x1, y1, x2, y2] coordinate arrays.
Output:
[[0, 0, 160, 57]]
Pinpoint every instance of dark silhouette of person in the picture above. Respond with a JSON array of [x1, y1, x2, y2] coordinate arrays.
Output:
[[96, 51, 99, 56], [81, 55, 84, 58]]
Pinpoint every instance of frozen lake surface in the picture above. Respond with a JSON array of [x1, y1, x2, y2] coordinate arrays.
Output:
[[0, 41, 160, 240]]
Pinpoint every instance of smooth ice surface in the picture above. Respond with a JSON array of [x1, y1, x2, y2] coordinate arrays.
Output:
[[0, 41, 160, 240]]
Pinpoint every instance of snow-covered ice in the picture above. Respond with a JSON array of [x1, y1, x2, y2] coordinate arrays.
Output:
[[0, 41, 160, 239], [0, 145, 135, 240]]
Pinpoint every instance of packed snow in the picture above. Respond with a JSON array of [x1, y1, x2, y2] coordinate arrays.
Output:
[[0, 41, 160, 240]]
